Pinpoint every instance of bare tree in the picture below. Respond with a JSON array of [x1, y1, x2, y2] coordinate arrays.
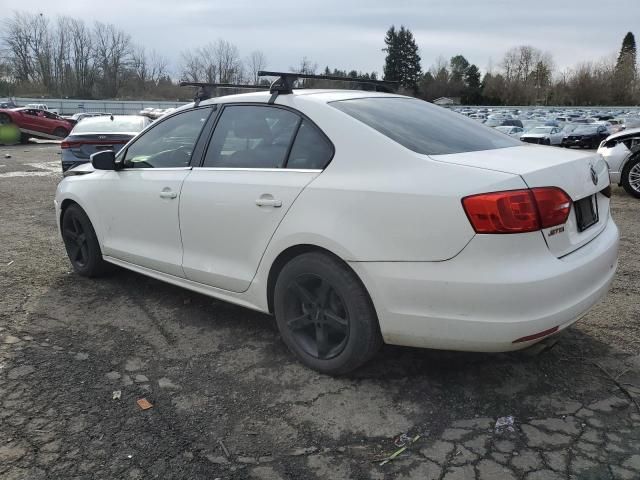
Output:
[[214, 39, 241, 83], [148, 50, 168, 84], [246, 50, 267, 84], [68, 18, 95, 97], [93, 22, 132, 97], [3, 12, 36, 83], [180, 48, 205, 82]]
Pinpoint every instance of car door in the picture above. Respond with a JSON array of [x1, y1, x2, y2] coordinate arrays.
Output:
[[550, 127, 562, 144], [93, 107, 213, 277], [180, 104, 334, 292]]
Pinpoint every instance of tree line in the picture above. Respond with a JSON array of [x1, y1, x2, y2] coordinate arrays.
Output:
[[1, 11, 638, 106], [382, 26, 638, 106]]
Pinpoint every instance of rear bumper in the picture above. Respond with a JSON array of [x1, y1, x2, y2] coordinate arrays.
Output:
[[598, 143, 630, 185], [349, 217, 619, 352]]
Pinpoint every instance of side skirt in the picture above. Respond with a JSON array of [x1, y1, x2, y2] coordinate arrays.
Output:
[[103, 255, 268, 314]]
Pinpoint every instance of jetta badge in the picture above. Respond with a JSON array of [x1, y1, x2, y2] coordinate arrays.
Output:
[[590, 165, 598, 186]]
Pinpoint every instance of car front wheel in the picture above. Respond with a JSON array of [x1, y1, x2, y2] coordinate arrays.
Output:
[[274, 252, 382, 374], [622, 156, 640, 199], [61, 204, 109, 277]]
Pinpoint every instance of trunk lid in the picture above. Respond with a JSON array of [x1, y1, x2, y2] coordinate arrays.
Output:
[[430, 145, 610, 257], [63, 133, 133, 159]]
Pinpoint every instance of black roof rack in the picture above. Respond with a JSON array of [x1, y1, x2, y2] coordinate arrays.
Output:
[[258, 70, 399, 103], [179, 81, 270, 106]]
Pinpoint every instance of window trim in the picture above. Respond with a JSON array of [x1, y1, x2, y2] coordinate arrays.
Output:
[[197, 102, 335, 171], [118, 105, 215, 170]]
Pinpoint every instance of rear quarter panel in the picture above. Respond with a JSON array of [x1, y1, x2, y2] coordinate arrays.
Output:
[[259, 97, 527, 263]]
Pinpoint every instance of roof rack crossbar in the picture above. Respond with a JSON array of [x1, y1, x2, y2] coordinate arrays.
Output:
[[258, 70, 399, 96], [179, 81, 270, 106]]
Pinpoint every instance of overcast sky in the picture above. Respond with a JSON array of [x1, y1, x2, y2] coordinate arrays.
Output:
[[6, 0, 639, 77]]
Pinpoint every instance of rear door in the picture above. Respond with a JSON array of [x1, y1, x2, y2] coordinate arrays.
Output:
[[180, 104, 333, 292]]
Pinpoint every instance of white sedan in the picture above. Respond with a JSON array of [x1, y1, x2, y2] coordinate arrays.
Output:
[[520, 126, 565, 145], [55, 89, 619, 374]]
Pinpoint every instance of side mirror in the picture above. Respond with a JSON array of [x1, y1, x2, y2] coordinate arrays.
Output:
[[91, 150, 116, 170]]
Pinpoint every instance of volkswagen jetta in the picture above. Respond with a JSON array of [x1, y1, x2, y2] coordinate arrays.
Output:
[[54, 83, 619, 374]]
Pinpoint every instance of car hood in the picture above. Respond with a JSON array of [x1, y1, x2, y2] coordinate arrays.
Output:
[[605, 126, 640, 141]]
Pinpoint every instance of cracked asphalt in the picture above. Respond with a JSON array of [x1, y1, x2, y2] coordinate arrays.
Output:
[[0, 142, 639, 480]]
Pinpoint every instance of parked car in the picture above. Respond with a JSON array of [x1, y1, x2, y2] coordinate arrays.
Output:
[[495, 126, 524, 137], [61, 115, 151, 172], [68, 112, 111, 123], [25, 103, 59, 115], [561, 125, 609, 149], [0, 107, 74, 142], [597, 127, 640, 198], [55, 88, 618, 374], [499, 119, 524, 128], [520, 126, 564, 145]]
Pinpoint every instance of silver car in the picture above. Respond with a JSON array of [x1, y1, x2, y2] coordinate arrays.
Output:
[[598, 127, 640, 198]]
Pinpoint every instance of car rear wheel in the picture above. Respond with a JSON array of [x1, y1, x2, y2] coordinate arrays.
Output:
[[274, 252, 382, 375], [0, 113, 10, 125], [53, 127, 68, 138], [544, 138, 551, 145], [61, 204, 109, 277], [622, 156, 640, 199]]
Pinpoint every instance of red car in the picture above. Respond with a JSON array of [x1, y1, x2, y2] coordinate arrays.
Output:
[[0, 108, 75, 143]]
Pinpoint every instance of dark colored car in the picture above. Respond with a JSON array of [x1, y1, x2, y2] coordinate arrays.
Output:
[[500, 119, 524, 128], [561, 125, 609, 149], [0, 107, 75, 142], [61, 115, 151, 171]]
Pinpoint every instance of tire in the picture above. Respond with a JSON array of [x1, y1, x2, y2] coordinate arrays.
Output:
[[0, 113, 10, 125], [621, 155, 640, 199], [53, 127, 68, 138], [544, 138, 551, 146], [20, 133, 30, 144], [61, 204, 109, 277], [274, 252, 382, 375]]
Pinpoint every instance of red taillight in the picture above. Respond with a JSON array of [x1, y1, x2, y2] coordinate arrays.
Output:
[[462, 187, 572, 234], [531, 187, 572, 229], [61, 141, 80, 149]]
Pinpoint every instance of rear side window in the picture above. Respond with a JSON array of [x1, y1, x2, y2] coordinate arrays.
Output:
[[286, 120, 333, 169], [331, 97, 520, 155], [203, 105, 300, 168]]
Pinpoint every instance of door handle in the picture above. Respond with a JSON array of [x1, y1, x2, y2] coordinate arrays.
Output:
[[159, 189, 177, 199], [256, 196, 282, 208]]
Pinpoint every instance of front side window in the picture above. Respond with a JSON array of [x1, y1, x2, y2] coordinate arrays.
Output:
[[331, 97, 520, 155], [123, 108, 211, 168], [203, 106, 300, 168]]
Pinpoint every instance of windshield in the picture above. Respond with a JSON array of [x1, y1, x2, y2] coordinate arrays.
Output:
[[330, 97, 520, 155], [495, 126, 512, 133], [72, 116, 145, 134], [532, 127, 553, 134]]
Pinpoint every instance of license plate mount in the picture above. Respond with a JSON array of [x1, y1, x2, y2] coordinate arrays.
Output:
[[574, 195, 598, 232]]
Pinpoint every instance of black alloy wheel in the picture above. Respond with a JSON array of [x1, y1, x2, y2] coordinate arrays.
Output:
[[284, 273, 350, 360], [53, 127, 68, 138], [61, 204, 108, 277], [274, 252, 382, 374]]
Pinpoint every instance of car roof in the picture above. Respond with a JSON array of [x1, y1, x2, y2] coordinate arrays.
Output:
[[195, 89, 407, 109]]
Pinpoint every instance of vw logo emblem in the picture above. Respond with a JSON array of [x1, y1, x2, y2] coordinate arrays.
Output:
[[590, 165, 598, 186], [98, 135, 107, 140]]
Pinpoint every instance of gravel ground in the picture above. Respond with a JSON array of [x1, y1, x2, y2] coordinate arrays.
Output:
[[0, 142, 639, 480]]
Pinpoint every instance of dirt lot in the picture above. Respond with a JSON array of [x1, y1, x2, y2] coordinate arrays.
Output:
[[0, 142, 639, 480]]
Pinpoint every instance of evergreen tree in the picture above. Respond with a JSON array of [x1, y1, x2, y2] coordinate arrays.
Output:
[[462, 64, 482, 104], [383, 25, 422, 91], [613, 32, 637, 104], [450, 55, 470, 83]]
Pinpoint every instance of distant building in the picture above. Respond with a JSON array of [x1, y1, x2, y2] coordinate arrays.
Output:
[[433, 97, 461, 106]]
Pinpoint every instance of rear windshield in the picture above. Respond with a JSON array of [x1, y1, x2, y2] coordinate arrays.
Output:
[[330, 97, 520, 155], [72, 116, 145, 134]]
